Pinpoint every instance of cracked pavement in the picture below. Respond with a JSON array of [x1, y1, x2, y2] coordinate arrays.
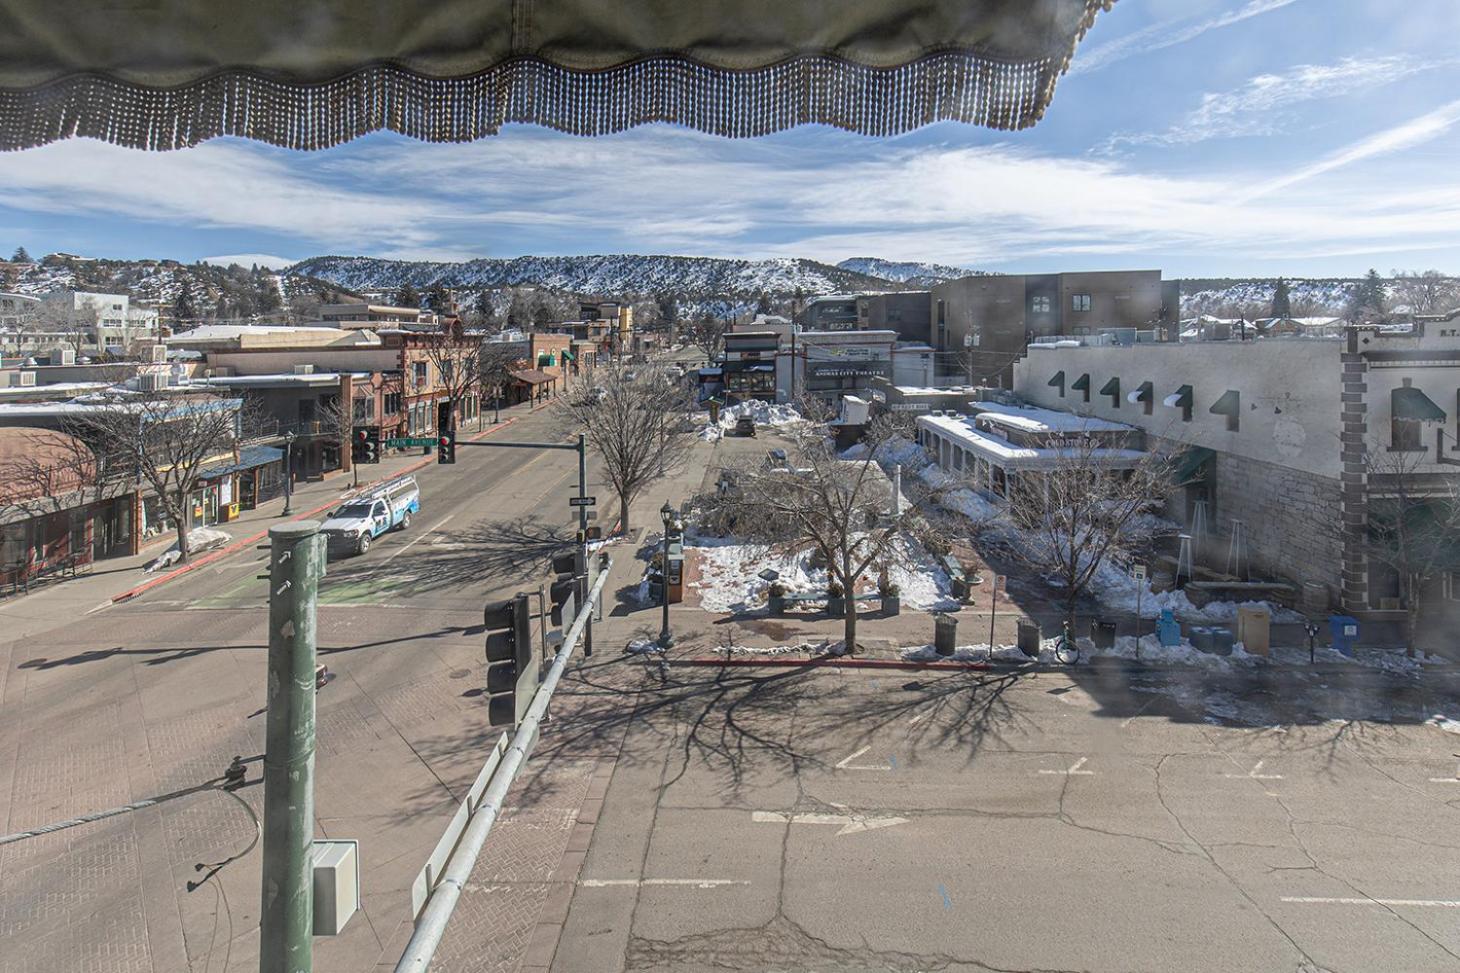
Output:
[[548, 659, 1460, 973]]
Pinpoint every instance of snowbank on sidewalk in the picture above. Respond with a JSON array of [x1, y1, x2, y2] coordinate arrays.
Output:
[[146, 526, 232, 572]]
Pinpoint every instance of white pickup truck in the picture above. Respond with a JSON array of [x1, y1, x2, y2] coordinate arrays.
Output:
[[321, 476, 421, 557]]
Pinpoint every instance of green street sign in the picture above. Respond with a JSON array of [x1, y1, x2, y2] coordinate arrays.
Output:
[[385, 437, 436, 447]]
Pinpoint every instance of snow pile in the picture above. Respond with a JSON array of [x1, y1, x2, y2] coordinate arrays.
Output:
[[146, 526, 232, 572], [916, 464, 1002, 525], [625, 638, 665, 655], [902, 643, 1031, 663], [698, 424, 722, 442], [841, 434, 931, 471], [687, 530, 956, 613], [1086, 555, 1304, 624], [717, 400, 802, 429], [712, 640, 848, 658]]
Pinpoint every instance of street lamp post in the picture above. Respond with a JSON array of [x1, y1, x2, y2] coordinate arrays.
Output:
[[658, 501, 674, 648], [282, 431, 296, 516]]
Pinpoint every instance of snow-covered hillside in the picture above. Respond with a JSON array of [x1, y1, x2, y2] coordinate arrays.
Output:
[[834, 257, 978, 287], [1179, 278, 1362, 317], [287, 254, 898, 300]]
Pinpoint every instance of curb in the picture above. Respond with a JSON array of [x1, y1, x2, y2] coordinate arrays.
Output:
[[110, 411, 538, 604], [673, 656, 992, 672]]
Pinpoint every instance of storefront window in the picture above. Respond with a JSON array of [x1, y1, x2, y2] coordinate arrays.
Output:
[[140, 494, 179, 543]]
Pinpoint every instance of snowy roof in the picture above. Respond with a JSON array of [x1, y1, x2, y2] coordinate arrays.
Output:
[[169, 324, 352, 342], [202, 372, 366, 387], [0, 380, 110, 399], [889, 385, 972, 396], [968, 400, 1133, 434], [917, 413, 1146, 471]]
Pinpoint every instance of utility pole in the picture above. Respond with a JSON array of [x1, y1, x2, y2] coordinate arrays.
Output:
[[259, 521, 325, 973], [577, 433, 588, 535]]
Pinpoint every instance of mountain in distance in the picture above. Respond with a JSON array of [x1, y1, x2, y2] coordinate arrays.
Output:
[[287, 254, 905, 301], [834, 257, 980, 287]]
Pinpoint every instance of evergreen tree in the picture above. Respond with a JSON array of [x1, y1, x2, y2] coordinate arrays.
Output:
[[1349, 268, 1387, 321], [426, 281, 451, 312], [756, 291, 773, 315], [1270, 278, 1291, 318], [395, 282, 421, 308], [656, 294, 679, 329], [174, 278, 198, 323], [472, 290, 496, 326], [10, 246, 31, 263]]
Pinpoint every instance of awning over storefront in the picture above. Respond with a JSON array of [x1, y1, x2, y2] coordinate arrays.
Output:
[[511, 369, 557, 386], [0, 1, 1114, 150], [1172, 446, 1215, 484], [201, 445, 285, 479], [1127, 381, 1153, 404], [1099, 376, 1120, 397], [1392, 386, 1446, 422]]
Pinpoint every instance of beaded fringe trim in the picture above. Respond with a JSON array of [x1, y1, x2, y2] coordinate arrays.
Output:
[[0, 30, 1109, 152]]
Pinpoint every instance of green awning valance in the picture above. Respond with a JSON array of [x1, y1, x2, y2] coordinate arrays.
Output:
[[1172, 446, 1215, 484], [1392, 386, 1446, 422], [1209, 389, 1240, 416], [0, 0, 1115, 151]]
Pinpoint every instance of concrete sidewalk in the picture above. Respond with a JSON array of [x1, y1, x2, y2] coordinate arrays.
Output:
[[0, 400, 550, 640]]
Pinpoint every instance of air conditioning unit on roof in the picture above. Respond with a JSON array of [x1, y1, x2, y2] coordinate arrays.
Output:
[[137, 372, 170, 392], [9, 371, 37, 387], [294, 363, 315, 375], [150, 344, 168, 363]]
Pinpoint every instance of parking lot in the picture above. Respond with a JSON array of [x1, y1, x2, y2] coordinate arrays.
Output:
[[549, 659, 1460, 973]]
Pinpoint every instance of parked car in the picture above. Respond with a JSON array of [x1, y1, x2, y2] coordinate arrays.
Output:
[[735, 416, 756, 437], [321, 475, 420, 556]]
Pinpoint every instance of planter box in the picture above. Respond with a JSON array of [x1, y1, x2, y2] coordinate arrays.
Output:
[[768, 595, 785, 616], [827, 596, 845, 618], [881, 595, 900, 616]]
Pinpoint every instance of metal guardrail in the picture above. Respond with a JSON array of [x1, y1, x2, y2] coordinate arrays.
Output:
[[394, 556, 613, 973]]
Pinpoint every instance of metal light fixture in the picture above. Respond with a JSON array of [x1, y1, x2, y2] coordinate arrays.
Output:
[[658, 501, 675, 648]]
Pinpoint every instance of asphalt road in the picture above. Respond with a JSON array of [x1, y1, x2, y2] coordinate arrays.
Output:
[[0, 404, 615, 973], [547, 658, 1460, 973]]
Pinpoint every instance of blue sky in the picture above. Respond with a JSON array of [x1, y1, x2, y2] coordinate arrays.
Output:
[[2, 0, 1459, 278]]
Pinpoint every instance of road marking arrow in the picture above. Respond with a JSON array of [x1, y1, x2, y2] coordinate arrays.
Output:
[[1223, 759, 1283, 780], [752, 810, 908, 836], [1038, 756, 1094, 776], [835, 745, 892, 771]]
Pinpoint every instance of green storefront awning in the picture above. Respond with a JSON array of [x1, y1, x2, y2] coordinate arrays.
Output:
[[1099, 376, 1120, 397], [1172, 446, 1215, 484], [1047, 370, 1065, 392], [1071, 372, 1090, 392], [1392, 386, 1446, 422]]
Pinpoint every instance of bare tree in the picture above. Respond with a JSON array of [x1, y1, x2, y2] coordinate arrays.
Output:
[[416, 326, 480, 433], [1362, 437, 1460, 656], [701, 408, 932, 652], [476, 338, 524, 426], [1391, 269, 1460, 316], [318, 390, 371, 488], [560, 364, 696, 533], [62, 388, 248, 563], [997, 434, 1174, 631], [686, 315, 729, 361], [17, 299, 99, 356]]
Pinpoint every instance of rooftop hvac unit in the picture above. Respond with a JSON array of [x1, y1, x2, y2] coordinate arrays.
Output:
[[137, 372, 170, 392], [51, 348, 76, 365], [150, 344, 168, 363], [9, 371, 37, 387], [212, 365, 232, 377], [294, 363, 315, 375]]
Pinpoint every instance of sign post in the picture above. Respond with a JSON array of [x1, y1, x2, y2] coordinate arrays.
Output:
[[988, 575, 1004, 651], [1130, 563, 1146, 655]]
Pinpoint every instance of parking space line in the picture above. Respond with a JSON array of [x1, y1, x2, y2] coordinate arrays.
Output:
[[1120, 696, 1158, 728], [1039, 756, 1094, 776], [835, 745, 893, 771], [579, 878, 749, 889], [1282, 897, 1460, 908]]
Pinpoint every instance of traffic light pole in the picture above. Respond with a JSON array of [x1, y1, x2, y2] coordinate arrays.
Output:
[[396, 556, 613, 973], [259, 522, 326, 973]]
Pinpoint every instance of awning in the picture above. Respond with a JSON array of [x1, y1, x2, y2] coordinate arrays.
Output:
[[1392, 386, 1446, 422], [201, 445, 284, 479], [1070, 372, 1090, 394], [1127, 381, 1153, 404], [749, 363, 776, 372], [510, 368, 557, 385], [1164, 385, 1193, 409], [1172, 446, 1215, 485], [0, 1, 1113, 151], [1099, 376, 1120, 397], [1048, 370, 1066, 394]]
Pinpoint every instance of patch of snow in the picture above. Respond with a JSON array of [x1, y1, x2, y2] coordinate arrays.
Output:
[[716, 400, 803, 429], [625, 638, 665, 655], [146, 526, 231, 572]]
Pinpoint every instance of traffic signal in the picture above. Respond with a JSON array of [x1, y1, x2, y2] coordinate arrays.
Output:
[[484, 594, 534, 727], [549, 573, 577, 628], [353, 428, 380, 464], [437, 429, 456, 464]]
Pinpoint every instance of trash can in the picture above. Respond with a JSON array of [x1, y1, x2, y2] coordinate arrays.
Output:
[[1016, 618, 1041, 658], [1191, 627, 1215, 653], [934, 613, 958, 657], [1209, 628, 1235, 656], [1089, 619, 1117, 650], [1235, 607, 1270, 655], [1156, 609, 1182, 647], [1329, 614, 1360, 657]]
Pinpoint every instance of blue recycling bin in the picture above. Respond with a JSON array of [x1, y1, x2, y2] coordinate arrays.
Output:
[[1156, 609, 1182, 647], [1329, 614, 1360, 657]]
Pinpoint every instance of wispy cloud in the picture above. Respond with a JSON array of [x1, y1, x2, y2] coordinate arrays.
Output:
[[1105, 55, 1455, 149], [1, 127, 1458, 270], [200, 253, 296, 269], [1069, 0, 1301, 76], [1239, 97, 1460, 200]]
